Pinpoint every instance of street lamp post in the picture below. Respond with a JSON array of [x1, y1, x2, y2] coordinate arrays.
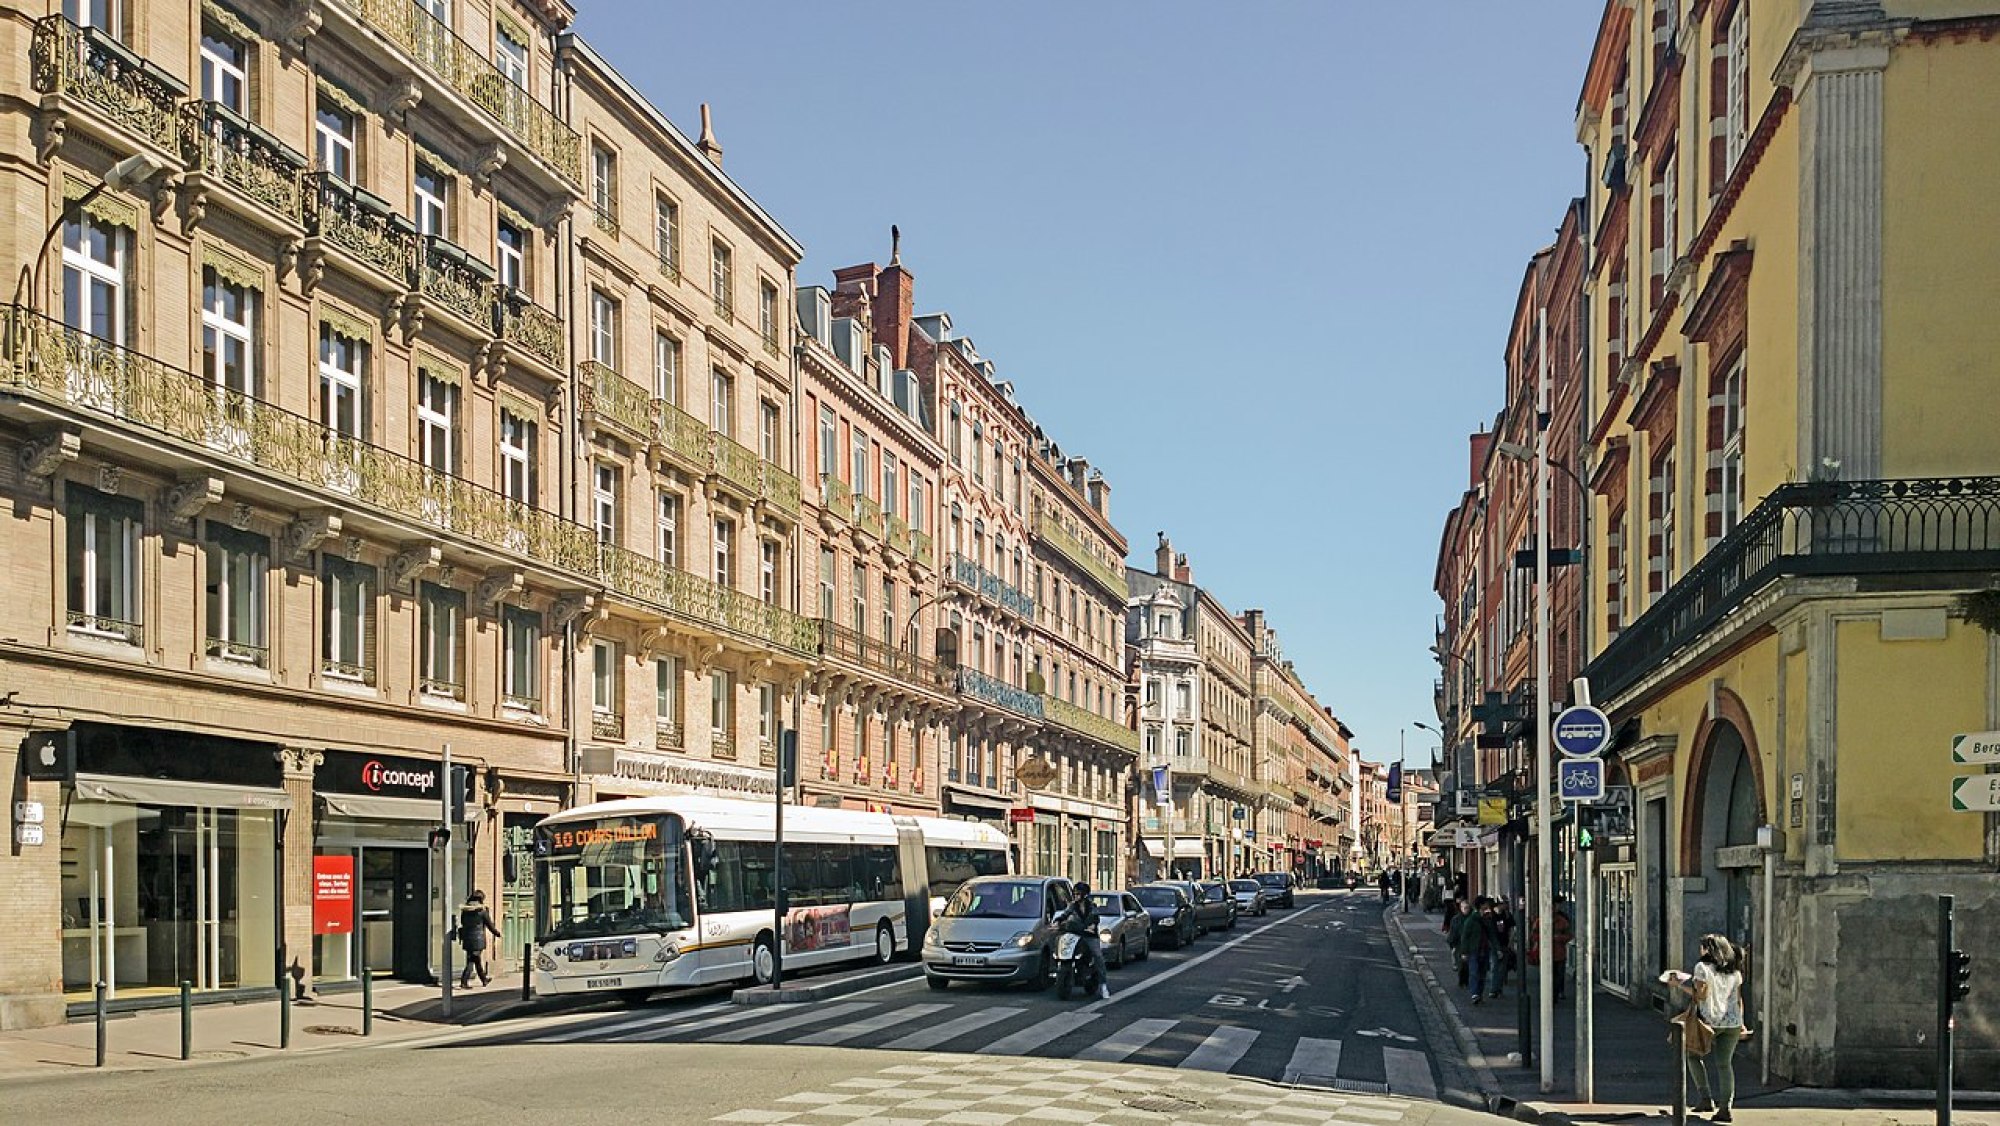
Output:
[[13, 153, 166, 315], [1531, 309, 1555, 1093]]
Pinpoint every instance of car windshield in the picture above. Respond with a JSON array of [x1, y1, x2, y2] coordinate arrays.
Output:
[[1133, 887, 1181, 908], [1255, 874, 1288, 887], [1229, 880, 1260, 893], [941, 880, 1044, 919]]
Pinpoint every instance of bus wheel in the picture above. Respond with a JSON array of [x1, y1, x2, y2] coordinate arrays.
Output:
[[618, 988, 654, 1006], [751, 933, 778, 986], [874, 922, 896, 965]]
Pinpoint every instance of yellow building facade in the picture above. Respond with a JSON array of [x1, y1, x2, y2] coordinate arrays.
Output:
[[1577, 0, 2000, 1085]]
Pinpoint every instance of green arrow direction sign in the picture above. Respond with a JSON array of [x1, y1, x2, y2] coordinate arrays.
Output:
[[1951, 732, 2000, 765], [1950, 775, 2000, 812]]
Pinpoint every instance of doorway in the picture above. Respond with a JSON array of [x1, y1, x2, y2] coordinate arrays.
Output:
[[360, 848, 433, 982]]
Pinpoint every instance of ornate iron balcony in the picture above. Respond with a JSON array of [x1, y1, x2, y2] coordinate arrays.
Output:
[[583, 361, 654, 442], [495, 287, 563, 371], [818, 618, 944, 692], [948, 553, 1035, 619], [416, 234, 495, 328], [710, 430, 761, 497], [591, 710, 625, 741], [956, 666, 1044, 719], [760, 461, 800, 519], [852, 494, 885, 540], [1042, 693, 1139, 754], [303, 172, 417, 282], [1584, 476, 2000, 704], [1036, 510, 1128, 600], [596, 542, 819, 654], [820, 474, 853, 520], [31, 16, 186, 154], [180, 101, 308, 226], [655, 720, 683, 751]]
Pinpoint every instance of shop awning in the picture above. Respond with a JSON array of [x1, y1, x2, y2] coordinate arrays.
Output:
[[74, 774, 292, 811], [943, 788, 1015, 813], [1141, 838, 1207, 859], [320, 792, 471, 823]]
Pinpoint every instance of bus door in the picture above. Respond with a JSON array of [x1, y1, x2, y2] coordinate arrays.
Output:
[[892, 819, 928, 950]]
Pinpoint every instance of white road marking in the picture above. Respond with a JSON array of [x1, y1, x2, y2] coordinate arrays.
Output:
[[602, 1004, 768, 1043], [878, 1005, 1025, 1051], [530, 1001, 733, 1043], [1383, 1045, 1439, 1100], [1078, 902, 1323, 1013], [979, 1010, 1100, 1056], [705, 1001, 875, 1043], [792, 1003, 949, 1046], [1076, 1017, 1176, 1063], [1177, 1025, 1259, 1073], [1282, 1036, 1343, 1085]]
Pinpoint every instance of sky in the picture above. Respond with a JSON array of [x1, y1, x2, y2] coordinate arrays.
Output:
[[574, 2, 1606, 765]]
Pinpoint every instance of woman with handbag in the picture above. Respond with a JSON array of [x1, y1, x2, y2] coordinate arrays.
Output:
[[1668, 934, 1747, 1122]]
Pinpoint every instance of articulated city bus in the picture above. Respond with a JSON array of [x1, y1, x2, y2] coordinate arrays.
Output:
[[532, 795, 1011, 1000]]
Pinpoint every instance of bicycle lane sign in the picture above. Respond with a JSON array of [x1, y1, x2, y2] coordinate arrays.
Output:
[[1560, 758, 1605, 802]]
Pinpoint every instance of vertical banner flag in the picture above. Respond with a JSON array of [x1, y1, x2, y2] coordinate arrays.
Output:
[[1153, 765, 1172, 806], [1386, 761, 1403, 804]]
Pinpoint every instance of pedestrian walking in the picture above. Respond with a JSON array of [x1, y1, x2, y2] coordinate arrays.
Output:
[[1454, 897, 1498, 1002], [1530, 898, 1574, 1001], [1379, 870, 1393, 903], [1668, 934, 1748, 1123], [456, 889, 505, 988], [1402, 868, 1419, 913], [1443, 895, 1470, 986], [1485, 898, 1516, 998]]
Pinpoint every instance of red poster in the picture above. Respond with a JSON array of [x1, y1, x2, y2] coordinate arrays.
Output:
[[313, 855, 355, 935]]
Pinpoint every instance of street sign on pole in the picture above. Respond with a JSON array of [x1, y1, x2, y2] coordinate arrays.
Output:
[[1553, 705, 1612, 758], [1560, 758, 1606, 802], [1950, 775, 2000, 812], [1951, 732, 2000, 766]]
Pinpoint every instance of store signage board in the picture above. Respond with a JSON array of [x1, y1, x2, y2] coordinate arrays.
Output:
[[313, 854, 355, 935], [1008, 807, 1036, 823], [1477, 797, 1508, 826]]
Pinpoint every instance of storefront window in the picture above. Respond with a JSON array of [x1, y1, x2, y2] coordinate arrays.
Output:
[[1095, 829, 1117, 890], [1033, 818, 1058, 876]]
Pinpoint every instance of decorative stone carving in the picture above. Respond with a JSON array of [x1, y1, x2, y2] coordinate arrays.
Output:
[[96, 465, 121, 495], [282, 509, 342, 562], [550, 592, 598, 631], [275, 746, 323, 778], [230, 503, 254, 530], [278, 238, 303, 286], [473, 144, 506, 189], [166, 475, 225, 526], [436, 563, 457, 589], [35, 109, 65, 165], [279, 0, 322, 52], [544, 383, 565, 422], [389, 543, 443, 589], [344, 535, 365, 562], [150, 173, 180, 227], [475, 568, 524, 611], [381, 78, 422, 129], [20, 426, 80, 480], [179, 181, 208, 234], [637, 625, 676, 662]]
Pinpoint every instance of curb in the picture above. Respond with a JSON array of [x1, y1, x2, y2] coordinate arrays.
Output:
[[1383, 904, 1505, 1111], [730, 962, 919, 1006]]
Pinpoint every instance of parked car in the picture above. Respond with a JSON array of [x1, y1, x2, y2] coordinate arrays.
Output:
[[1131, 884, 1198, 948], [1195, 881, 1240, 930], [1227, 878, 1269, 916], [1089, 892, 1152, 967], [1148, 880, 1228, 935], [921, 875, 1073, 990], [1253, 871, 1297, 907]]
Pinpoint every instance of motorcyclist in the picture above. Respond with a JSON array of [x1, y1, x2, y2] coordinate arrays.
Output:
[[1059, 882, 1110, 1000]]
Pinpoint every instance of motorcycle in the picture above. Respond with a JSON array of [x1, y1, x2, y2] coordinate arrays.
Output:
[[1053, 932, 1102, 1001]]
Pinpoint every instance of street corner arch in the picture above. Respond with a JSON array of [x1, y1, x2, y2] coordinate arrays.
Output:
[[1677, 686, 1769, 878]]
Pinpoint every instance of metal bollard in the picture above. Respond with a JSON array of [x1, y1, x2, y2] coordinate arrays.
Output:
[[520, 942, 532, 1002], [280, 974, 291, 1049], [179, 980, 192, 1061], [361, 968, 373, 1037], [1671, 1020, 1687, 1125], [94, 981, 107, 1068]]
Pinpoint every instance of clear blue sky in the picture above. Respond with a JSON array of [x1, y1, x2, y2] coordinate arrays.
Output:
[[576, 2, 1605, 765]]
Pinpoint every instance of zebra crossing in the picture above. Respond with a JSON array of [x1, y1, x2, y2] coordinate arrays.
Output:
[[520, 998, 1440, 1100]]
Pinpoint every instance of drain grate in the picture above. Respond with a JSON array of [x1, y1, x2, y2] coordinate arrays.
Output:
[[1332, 1078, 1391, 1095], [304, 1025, 363, 1036], [1122, 1093, 1207, 1114]]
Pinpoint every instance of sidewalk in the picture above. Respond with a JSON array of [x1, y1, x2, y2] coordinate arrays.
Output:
[[0, 980, 547, 1081], [1387, 904, 2000, 1125]]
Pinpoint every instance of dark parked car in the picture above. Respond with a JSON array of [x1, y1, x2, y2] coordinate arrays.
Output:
[[1089, 892, 1152, 967], [1253, 872, 1297, 907], [1194, 881, 1239, 930], [1131, 884, 1197, 948]]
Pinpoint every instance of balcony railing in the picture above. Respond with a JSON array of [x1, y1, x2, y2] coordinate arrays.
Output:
[[760, 462, 800, 519], [852, 494, 885, 540], [303, 172, 417, 282], [1042, 694, 1139, 754], [597, 543, 820, 654], [655, 720, 683, 751], [4, 307, 601, 571], [1585, 476, 2000, 704], [592, 710, 625, 741], [179, 101, 308, 225], [583, 361, 654, 442], [205, 636, 270, 668], [495, 287, 564, 371], [337, 0, 581, 185], [1037, 510, 1129, 600], [710, 431, 761, 497], [820, 475, 853, 520], [956, 667, 1044, 719], [31, 16, 186, 153], [711, 731, 737, 760], [949, 554, 1035, 619], [416, 234, 495, 328], [911, 530, 934, 569], [818, 618, 944, 691]]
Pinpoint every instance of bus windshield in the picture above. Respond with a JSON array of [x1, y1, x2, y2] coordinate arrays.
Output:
[[537, 814, 692, 942]]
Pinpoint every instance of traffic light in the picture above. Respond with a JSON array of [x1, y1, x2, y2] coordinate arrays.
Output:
[[1577, 825, 1595, 852], [780, 729, 799, 788], [1949, 949, 1974, 1006]]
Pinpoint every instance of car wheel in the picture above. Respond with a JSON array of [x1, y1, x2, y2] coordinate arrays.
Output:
[[1034, 948, 1054, 991], [1138, 933, 1151, 961], [750, 933, 778, 986], [874, 922, 895, 965], [1112, 937, 1126, 969], [926, 973, 950, 992]]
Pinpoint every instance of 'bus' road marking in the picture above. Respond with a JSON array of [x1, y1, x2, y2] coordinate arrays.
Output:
[[1282, 1037, 1343, 1086], [706, 1001, 875, 1043], [879, 1005, 1024, 1051], [532, 1001, 733, 1044], [980, 1010, 1099, 1056], [1383, 1045, 1438, 1100], [1076, 1017, 1176, 1063], [1177, 1025, 1259, 1073], [1080, 903, 1322, 1013], [793, 1003, 949, 1046], [602, 1003, 767, 1043]]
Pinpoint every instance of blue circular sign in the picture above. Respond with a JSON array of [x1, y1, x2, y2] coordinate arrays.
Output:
[[1552, 705, 1612, 758]]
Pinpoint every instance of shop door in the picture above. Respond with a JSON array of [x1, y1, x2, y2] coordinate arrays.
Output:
[[361, 849, 434, 982]]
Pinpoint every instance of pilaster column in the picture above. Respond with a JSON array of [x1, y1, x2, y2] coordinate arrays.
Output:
[[276, 746, 323, 994], [0, 726, 65, 1029]]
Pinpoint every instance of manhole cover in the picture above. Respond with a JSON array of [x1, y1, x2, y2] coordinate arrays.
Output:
[[305, 1025, 363, 1036], [1122, 1093, 1206, 1113]]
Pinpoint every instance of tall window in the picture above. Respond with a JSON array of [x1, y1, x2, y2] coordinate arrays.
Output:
[[66, 485, 142, 643], [418, 581, 465, 699], [656, 492, 679, 568], [204, 525, 268, 665], [710, 669, 733, 742], [654, 194, 679, 274], [416, 371, 457, 474], [199, 29, 246, 112], [499, 409, 534, 504], [1718, 356, 1745, 539], [592, 639, 621, 717], [851, 431, 868, 498], [1649, 449, 1676, 600], [909, 479, 924, 533], [502, 606, 540, 709], [948, 401, 962, 465], [653, 331, 680, 403], [882, 452, 899, 518], [494, 24, 528, 89], [759, 401, 780, 463], [819, 545, 836, 619], [1606, 505, 1627, 637], [314, 103, 354, 180], [201, 269, 256, 400], [758, 684, 776, 748], [818, 406, 837, 480], [710, 369, 733, 435], [413, 162, 447, 238], [713, 517, 734, 586], [655, 656, 681, 743], [322, 556, 374, 683], [61, 214, 127, 343], [881, 577, 896, 643], [592, 463, 619, 545], [66, 0, 119, 31], [589, 289, 618, 368], [758, 280, 778, 346], [760, 540, 778, 604], [496, 219, 525, 290], [851, 562, 867, 634], [1723, 3, 1749, 175], [590, 144, 616, 227], [318, 324, 365, 439], [710, 238, 733, 317], [971, 422, 985, 484]]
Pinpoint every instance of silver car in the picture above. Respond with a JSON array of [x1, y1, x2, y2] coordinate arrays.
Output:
[[922, 875, 1073, 990], [1228, 878, 1269, 917], [1089, 892, 1153, 967]]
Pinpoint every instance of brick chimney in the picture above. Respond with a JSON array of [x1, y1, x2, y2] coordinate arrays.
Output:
[[1065, 457, 1089, 492], [1086, 474, 1109, 520], [830, 263, 876, 325], [1154, 532, 1173, 577], [1172, 552, 1190, 584], [1241, 609, 1265, 642], [696, 103, 723, 167], [876, 261, 914, 370]]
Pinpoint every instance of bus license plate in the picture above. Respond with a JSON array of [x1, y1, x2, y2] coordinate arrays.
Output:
[[951, 955, 986, 967], [586, 976, 624, 989]]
